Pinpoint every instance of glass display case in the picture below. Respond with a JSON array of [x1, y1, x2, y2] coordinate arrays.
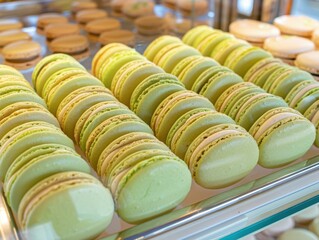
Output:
[[0, 1, 318, 239]]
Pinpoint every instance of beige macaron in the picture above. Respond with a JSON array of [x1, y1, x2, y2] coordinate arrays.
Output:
[[295, 51, 319, 78], [75, 9, 108, 27], [84, 18, 121, 42], [230, 19, 280, 45], [264, 35, 315, 65], [37, 13, 68, 35], [135, 15, 166, 36], [0, 30, 31, 50], [98, 29, 135, 47], [50, 34, 90, 61], [2, 40, 42, 70], [44, 23, 80, 43], [176, 0, 208, 16], [0, 19, 23, 32], [274, 15, 319, 38]]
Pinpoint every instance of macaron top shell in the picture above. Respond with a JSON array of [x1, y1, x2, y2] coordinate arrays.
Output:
[[230, 19, 280, 42], [44, 23, 80, 39], [274, 15, 319, 37], [295, 51, 319, 75], [263, 36, 315, 58], [85, 18, 121, 34], [0, 19, 23, 32], [75, 9, 108, 24], [50, 34, 89, 54], [0, 30, 31, 47], [2, 40, 41, 60], [0, 64, 24, 77]]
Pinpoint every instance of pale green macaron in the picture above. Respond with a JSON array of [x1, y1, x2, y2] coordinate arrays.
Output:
[[4, 144, 90, 213], [18, 171, 114, 240], [249, 107, 316, 168], [0, 75, 32, 89], [0, 121, 74, 181], [184, 123, 259, 188]]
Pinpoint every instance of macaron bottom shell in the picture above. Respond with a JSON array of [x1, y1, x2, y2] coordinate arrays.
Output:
[[116, 157, 191, 224]]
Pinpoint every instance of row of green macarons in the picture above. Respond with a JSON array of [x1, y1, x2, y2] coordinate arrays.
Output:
[[142, 34, 316, 168], [91, 43, 260, 188], [182, 25, 319, 147], [0, 65, 114, 240], [31, 53, 192, 224]]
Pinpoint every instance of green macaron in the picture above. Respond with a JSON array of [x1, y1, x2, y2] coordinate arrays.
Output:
[[18, 171, 114, 240], [4, 145, 90, 213], [0, 121, 74, 181], [0, 75, 32, 89], [197, 32, 234, 56], [184, 123, 259, 188], [249, 107, 316, 168]]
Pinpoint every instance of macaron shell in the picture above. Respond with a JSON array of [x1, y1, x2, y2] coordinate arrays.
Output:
[[295, 89, 319, 114], [0, 88, 46, 110], [92, 43, 131, 77], [5, 152, 90, 213], [197, 32, 234, 56], [171, 55, 202, 78], [0, 75, 32, 89], [116, 157, 191, 224], [257, 117, 315, 168], [19, 172, 114, 240], [210, 38, 249, 65], [74, 101, 127, 146], [182, 25, 213, 46]]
